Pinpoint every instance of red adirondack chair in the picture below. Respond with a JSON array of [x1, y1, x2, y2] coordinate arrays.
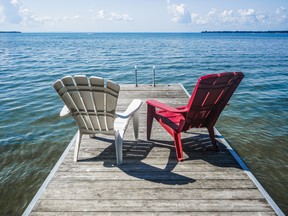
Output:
[[146, 72, 244, 161]]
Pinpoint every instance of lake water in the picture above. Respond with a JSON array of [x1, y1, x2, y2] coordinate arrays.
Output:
[[0, 32, 287, 215]]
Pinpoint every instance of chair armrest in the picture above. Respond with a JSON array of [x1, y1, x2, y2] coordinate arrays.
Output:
[[146, 99, 187, 113], [60, 105, 70, 117], [116, 99, 142, 118]]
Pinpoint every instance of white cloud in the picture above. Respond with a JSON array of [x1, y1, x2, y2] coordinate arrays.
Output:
[[204, 8, 218, 24], [0, 0, 81, 28], [0, 0, 22, 24], [167, 3, 191, 24], [166, 1, 288, 29], [0, 5, 5, 22], [95, 10, 105, 20], [276, 6, 288, 24], [220, 10, 236, 23], [256, 13, 268, 24], [94, 10, 133, 21], [238, 9, 259, 23], [238, 8, 255, 17], [191, 8, 218, 25], [237, 9, 274, 25]]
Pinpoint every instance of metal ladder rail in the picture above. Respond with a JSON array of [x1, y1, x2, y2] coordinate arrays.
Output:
[[134, 65, 156, 87]]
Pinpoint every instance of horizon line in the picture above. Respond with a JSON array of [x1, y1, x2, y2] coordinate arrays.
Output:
[[2, 30, 288, 34]]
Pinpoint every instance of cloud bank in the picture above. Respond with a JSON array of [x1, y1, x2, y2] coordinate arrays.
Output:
[[0, 0, 133, 29], [0, 0, 287, 31], [167, 2, 288, 29]]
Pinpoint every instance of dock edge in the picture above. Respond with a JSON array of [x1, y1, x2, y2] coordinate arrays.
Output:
[[22, 133, 77, 216]]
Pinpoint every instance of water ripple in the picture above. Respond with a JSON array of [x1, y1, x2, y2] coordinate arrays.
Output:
[[1, 32, 288, 215]]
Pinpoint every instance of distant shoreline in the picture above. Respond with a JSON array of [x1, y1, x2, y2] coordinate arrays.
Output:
[[0, 31, 21, 33], [201, 30, 288, 34]]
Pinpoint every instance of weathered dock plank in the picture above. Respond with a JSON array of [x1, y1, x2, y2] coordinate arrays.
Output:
[[26, 84, 279, 215], [33, 199, 271, 212]]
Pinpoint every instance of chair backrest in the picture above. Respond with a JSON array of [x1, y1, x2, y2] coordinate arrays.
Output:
[[181, 72, 244, 131], [53, 75, 120, 134]]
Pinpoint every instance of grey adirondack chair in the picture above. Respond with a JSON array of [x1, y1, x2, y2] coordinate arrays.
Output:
[[53, 75, 142, 165]]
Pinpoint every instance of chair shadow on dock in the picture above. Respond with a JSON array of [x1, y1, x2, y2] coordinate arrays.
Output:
[[78, 136, 195, 185], [78, 130, 241, 185]]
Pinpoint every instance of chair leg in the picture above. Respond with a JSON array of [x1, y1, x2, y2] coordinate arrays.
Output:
[[89, 134, 96, 138], [147, 104, 155, 140], [74, 130, 83, 162], [115, 130, 124, 165], [173, 132, 183, 161], [208, 126, 219, 150], [132, 110, 139, 141]]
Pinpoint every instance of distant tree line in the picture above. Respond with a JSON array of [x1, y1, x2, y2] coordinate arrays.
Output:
[[201, 30, 288, 34]]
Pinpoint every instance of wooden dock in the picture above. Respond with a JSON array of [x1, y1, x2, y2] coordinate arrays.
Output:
[[24, 84, 282, 215]]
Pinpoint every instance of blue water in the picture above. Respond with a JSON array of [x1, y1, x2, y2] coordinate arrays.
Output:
[[0, 33, 287, 215]]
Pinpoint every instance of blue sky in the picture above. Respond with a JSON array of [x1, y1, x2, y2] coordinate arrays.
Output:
[[0, 0, 288, 32]]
